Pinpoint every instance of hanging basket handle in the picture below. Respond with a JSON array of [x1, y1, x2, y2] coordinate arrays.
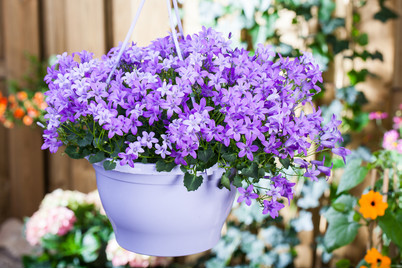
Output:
[[107, 0, 184, 84]]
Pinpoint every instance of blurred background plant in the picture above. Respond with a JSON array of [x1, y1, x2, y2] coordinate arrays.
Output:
[[0, 55, 49, 129], [23, 189, 173, 268]]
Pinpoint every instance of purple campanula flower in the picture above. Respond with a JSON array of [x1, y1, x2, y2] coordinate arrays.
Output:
[[139, 131, 158, 149], [332, 147, 351, 164], [262, 200, 285, 218], [237, 185, 259, 206], [303, 165, 321, 182], [236, 141, 259, 161]]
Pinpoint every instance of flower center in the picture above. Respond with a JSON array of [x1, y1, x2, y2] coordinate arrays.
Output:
[[371, 201, 375, 206], [377, 258, 381, 264]]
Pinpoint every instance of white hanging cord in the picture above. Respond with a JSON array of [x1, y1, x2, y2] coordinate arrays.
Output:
[[106, 0, 146, 84], [172, 0, 184, 37], [165, 0, 183, 61]]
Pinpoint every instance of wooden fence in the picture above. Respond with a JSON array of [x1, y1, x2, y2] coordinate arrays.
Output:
[[0, 0, 401, 225], [0, 0, 172, 222]]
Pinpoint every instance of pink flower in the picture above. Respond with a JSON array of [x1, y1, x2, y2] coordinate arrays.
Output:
[[369, 111, 388, 120], [25, 207, 76, 246], [393, 116, 402, 130], [382, 130, 399, 151], [105, 237, 172, 268]]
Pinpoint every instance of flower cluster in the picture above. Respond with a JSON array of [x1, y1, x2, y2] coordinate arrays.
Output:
[[0, 91, 47, 128], [25, 206, 76, 246], [369, 106, 402, 153], [41, 27, 348, 215], [106, 237, 172, 267]]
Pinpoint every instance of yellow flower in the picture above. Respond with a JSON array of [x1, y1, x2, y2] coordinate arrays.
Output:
[[364, 248, 391, 268], [358, 190, 388, 220]]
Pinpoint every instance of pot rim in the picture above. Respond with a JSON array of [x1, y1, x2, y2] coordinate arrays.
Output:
[[91, 159, 222, 176]]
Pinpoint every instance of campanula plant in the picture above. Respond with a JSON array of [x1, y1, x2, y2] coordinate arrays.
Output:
[[41, 27, 348, 216]]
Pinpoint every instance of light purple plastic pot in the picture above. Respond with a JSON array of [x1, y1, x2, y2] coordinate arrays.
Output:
[[92, 162, 236, 257]]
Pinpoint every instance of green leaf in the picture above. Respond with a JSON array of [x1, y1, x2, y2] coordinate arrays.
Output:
[[347, 69, 369, 85], [333, 194, 357, 211], [319, 0, 336, 22], [356, 33, 368, 46], [183, 172, 203, 191], [220, 172, 231, 190], [77, 132, 93, 147], [337, 158, 368, 194], [155, 160, 176, 172], [88, 151, 106, 164], [279, 158, 290, 169], [332, 203, 346, 212], [233, 175, 243, 188], [222, 152, 237, 163], [65, 145, 81, 159], [322, 17, 345, 34], [198, 147, 213, 163], [374, 5, 398, 23], [81, 232, 101, 263], [103, 160, 116, 170], [353, 212, 361, 222], [336, 259, 351, 268], [324, 211, 361, 252], [377, 209, 402, 248], [241, 162, 259, 179]]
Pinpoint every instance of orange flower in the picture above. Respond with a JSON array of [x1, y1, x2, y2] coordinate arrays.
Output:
[[27, 107, 39, 118], [16, 91, 28, 101], [3, 120, 14, 128], [23, 115, 33, 126], [359, 190, 388, 219], [33, 92, 44, 104], [8, 95, 16, 103], [364, 248, 391, 268], [13, 107, 25, 119]]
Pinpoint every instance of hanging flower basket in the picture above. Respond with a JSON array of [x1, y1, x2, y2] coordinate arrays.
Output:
[[40, 0, 349, 257]]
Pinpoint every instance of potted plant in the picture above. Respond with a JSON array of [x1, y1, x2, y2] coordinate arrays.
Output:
[[40, 26, 349, 256]]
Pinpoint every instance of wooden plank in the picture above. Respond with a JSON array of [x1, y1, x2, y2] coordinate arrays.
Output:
[[63, 0, 107, 192], [393, 0, 402, 87], [111, 0, 170, 47], [41, 0, 72, 191], [3, 0, 45, 218], [64, 0, 106, 57], [42, 0, 67, 57], [0, 60, 5, 79]]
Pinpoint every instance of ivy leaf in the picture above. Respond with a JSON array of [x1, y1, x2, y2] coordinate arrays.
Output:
[[88, 151, 106, 164], [233, 175, 243, 188], [198, 147, 213, 163], [279, 158, 290, 169], [183, 172, 203, 191], [337, 158, 368, 194], [374, 5, 398, 23], [77, 132, 93, 147], [103, 160, 116, 171], [377, 209, 402, 248], [155, 160, 176, 172], [347, 69, 369, 85], [222, 152, 237, 163], [241, 162, 259, 179], [220, 172, 231, 190]]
